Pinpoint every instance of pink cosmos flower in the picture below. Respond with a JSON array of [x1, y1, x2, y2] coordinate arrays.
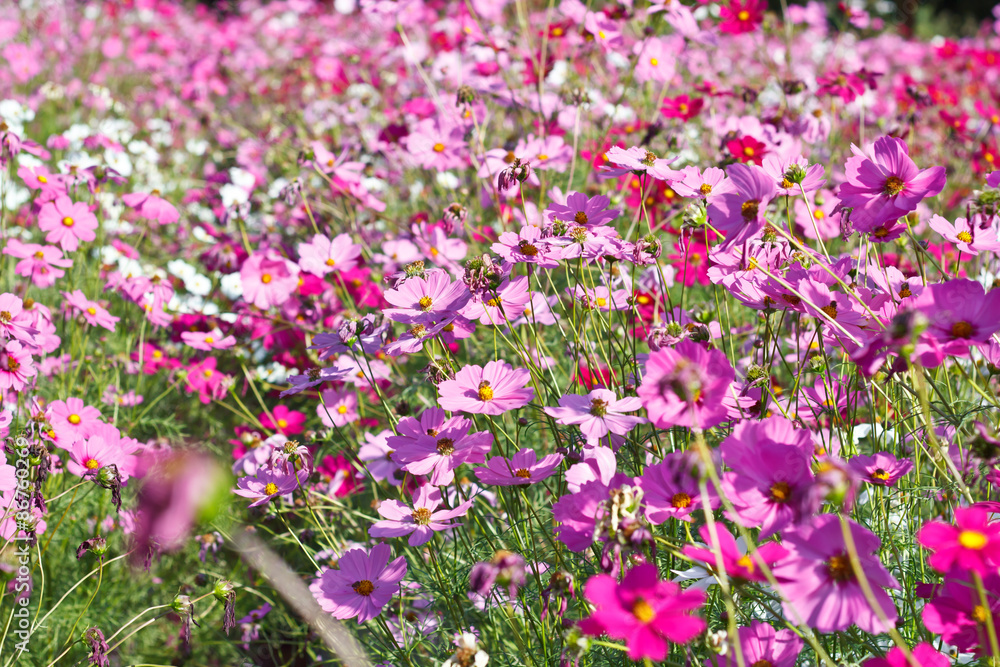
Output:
[[847, 452, 914, 487], [122, 190, 180, 225], [543, 388, 646, 445], [403, 117, 467, 171], [709, 621, 803, 667], [583, 12, 624, 51], [475, 448, 563, 486], [671, 166, 726, 199], [491, 225, 560, 269], [62, 290, 120, 332], [309, 543, 407, 623], [183, 357, 228, 405], [727, 136, 768, 166], [917, 506, 1000, 576], [661, 95, 705, 122], [234, 467, 309, 507], [836, 136, 947, 233], [318, 387, 359, 428], [643, 452, 718, 524], [369, 485, 473, 546], [910, 279, 1000, 359], [259, 405, 306, 436], [633, 37, 677, 84], [358, 430, 402, 485], [66, 424, 140, 481], [862, 643, 950, 667], [180, 331, 237, 351], [438, 360, 535, 415], [461, 276, 532, 326], [37, 196, 98, 251], [578, 563, 706, 662], [637, 340, 735, 430], [817, 70, 867, 103], [546, 192, 620, 228], [49, 397, 103, 447], [0, 293, 38, 343], [707, 163, 777, 250], [683, 525, 789, 586], [719, 0, 765, 34], [384, 272, 471, 324], [922, 571, 1000, 654], [761, 154, 826, 196], [0, 340, 35, 391], [2, 239, 73, 288], [388, 408, 493, 486], [601, 145, 677, 180], [928, 215, 1000, 255], [553, 472, 638, 551], [241, 249, 300, 310], [772, 514, 899, 633], [297, 233, 362, 276]]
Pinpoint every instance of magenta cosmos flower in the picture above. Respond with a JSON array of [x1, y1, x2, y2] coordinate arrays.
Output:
[[683, 524, 788, 586], [922, 571, 1000, 654], [543, 388, 646, 445], [491, 225, 561, 269], [643, 452, 718, 524], [38, 196, 98, 251], [836, 135, 946, 233], [847, 452, 913, 487], [772, 514, 899, 633], [240, 249, 300, 310], [437, 360, 534, 415], [708, 621, 802, 667], [578, 563, 706, 662], [707, 163, 777, 250], [719, 0, 765, 34], [637, 340, 735, 430], [917, 505, 1000, 576], [475, 448, 562, 486], [910, 279, 1000, 357], [383, 272, 471, 325], [310, 543, 407, 624], [48, 397, 103, 446], [388, 408, 493, 486], [369, 485, 472, 546], [862, 643, 949, 667]]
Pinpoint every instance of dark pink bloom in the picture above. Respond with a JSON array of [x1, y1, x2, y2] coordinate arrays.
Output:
[[259, 406, 306, 436], [848, 452, 913, 487], [836, 136, 946, 233], [910, 279, 1000, 360], [38, 196, 98, 251], [309, 543, 407, 623], [707, 163, 777, 249], [578, 563, 706, 662], [438, 360, 534, 415], [708, 621, 802, 667], [369, 485, 472, 546], [637, 340, 735, 430], [817, 70, 867, 103], [772, 514, 899, 633], [719, 0, 765, 34], [862, 643, 950, 667], [726, 136, 768, 165], [122, 190, 180, 225], [922, 571, 1000, 653], [543, 388, 646, 445], [661, 95, 704, 121], [0, 340, 35, 391], [917, 506, 1000, 576], [475, 448, 562, 486], [683, 525, 788, 585]]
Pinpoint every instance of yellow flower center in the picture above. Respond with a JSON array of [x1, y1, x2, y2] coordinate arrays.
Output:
[[34, 250, 44, 259], [959, 530, 989, 550], [261, 273, 272, 284], [326, 258, 336, 266], [337, 405, 348, 415], [957, 231, 973, 243], [436, 438, 455, 455], [478, 381, 494, 401], [86, 307, 97, 316], [277, 418, 288, 428], [596, 297, 607, 307], [264, 482, 279, 495], [769, 481, 791, 502], [814, 209, 825, 219], [418, 296, 433, 310], [700, 183, 713, 195], [671, 492, 691, 508], [826, 553, 854, 582], [85, 459, 100, 469], [650, 57, 658, 66], [68, 414, 82, 425], [537, 153, 549, 160], [514, 468, 532, 478], [741, 200, 760, 220], [974, 605, 990, 624], [38, 175, 47, 183], [883, 176, 905, 196], [574, 211, 589, 224], [412, 507, 432, 525], [738, 10, 750, 20], [205, 336, 214, 343], [62, 216, 75, 227], [872, 468, 890, 481], [743, 146, 755, 157], [433, 143, 445, 153], [737, 554, 755, 572], [352, 580, 375, 596], [632, 599, 656, 623]]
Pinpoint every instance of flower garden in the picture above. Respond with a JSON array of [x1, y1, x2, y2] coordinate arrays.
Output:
[[3, 0, 1000, 665]]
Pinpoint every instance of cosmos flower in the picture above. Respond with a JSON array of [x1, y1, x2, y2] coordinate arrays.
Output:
[[543, 388, 646, 445], [475, 448, 562, 486], [578, 563, 706, 662], [38, 196, 98, 251], [847, 452, 914, 487], [708, 621, 803, 667], [637, 340, 735, 430], [706, 163, 777, 250], [438, 360, 534, 415], [369, 485, 472, 546], [917, 506, 1000, 576], [310, 543, 408, 623]]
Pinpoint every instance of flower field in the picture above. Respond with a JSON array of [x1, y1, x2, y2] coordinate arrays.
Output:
[[4, 0, 1000, 665]]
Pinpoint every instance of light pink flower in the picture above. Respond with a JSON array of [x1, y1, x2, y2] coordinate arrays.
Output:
[[122, 190, 180, 225], [437, 360, 534, 415], [298, 233, 362, 275], [38, 196, 98, 251], [475, 448, 563, 486], [62, 290, 120, 332], [241, 249, 300, 310], [543, 388, 646, 444], [370, 485, 472, 546]]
